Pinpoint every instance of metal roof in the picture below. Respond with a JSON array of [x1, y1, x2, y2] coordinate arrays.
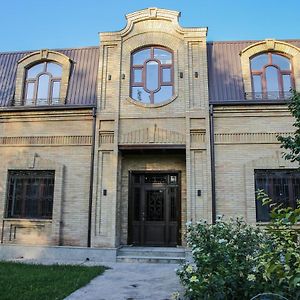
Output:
[[0, 47, 99, 107], [207, 40, 300, 102], [1, 39, 300, 106]]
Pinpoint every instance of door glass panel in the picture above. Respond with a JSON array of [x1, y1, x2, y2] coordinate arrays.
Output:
[[144, 174, 167, 184], [146, 190, 164, 221], [134, 188, 141, 221], [170, 187, 177, 221], [146, 61, 159, 91]]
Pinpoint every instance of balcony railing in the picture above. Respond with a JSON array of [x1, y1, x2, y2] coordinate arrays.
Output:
[[8, 98, 64, 106], [245, 91, 292, 101]]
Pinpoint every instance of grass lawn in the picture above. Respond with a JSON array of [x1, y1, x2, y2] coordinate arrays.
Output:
[[0, 261, 106, 300]]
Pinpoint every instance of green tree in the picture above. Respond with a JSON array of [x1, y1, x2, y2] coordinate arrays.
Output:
[[277, 90, 300, 162]]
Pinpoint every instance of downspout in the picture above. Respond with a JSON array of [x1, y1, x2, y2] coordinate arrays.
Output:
[[87, 106, 97, 247], [209, 104, 216, 224]]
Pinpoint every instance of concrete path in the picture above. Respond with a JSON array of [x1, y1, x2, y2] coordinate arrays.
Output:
[[65, 262, 184, 300]]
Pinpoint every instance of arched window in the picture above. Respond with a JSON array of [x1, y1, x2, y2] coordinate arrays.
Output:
[[250, 52, 294, 99], [24, 61, 62, 105], [131, 46, 174, 104]]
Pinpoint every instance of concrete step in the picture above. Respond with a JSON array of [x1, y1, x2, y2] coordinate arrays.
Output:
[[116, 247, 186, 263], [116, 255, 185, 264], [118, 247, 186, 258]]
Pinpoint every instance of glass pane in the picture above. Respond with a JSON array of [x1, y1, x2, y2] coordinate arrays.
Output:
[[25, 82, 35, 104], [154, 86, 173, 103], [146, 60, 159, 91], [251, 54, 268, 70], [266, 66, 279, 92], [37, 74, 50, 104], [162, 68, 171, 82], [154, 48, 172, 64], [52, 81, 61, 103], [255, 173, 270, 221], [271, 54, 290, 70], [170, 187, 177, 221], [146, 190, 164, 221], [132, 48, 151, 65], [133, 69, 143, 83], [131, 87, 150, 103], [283, 75, 292, 92], [134, 188, 140, 221], [144, 174, 167, 184], [27, 63, 44, 79], [252, 75, 262, 93], [46, 62, 62, 77]]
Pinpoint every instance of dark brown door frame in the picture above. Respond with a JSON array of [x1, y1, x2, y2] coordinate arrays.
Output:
[[128, 170, 181, 246]]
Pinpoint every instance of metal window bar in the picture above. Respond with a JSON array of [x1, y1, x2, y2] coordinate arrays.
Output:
[[7, 170, 55, 219]]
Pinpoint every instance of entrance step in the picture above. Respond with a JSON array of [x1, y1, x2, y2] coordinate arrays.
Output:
[[116, 246, 186, 264]]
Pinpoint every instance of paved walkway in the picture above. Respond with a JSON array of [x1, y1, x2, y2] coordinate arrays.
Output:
[[65, 262, 184, 300]]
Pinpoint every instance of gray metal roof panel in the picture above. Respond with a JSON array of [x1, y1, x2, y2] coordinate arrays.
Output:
[[207, 40, 300, 102], [0, 47, 99, 107]]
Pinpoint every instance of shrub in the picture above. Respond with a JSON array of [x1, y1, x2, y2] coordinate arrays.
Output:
[[255, 191, 300, 299], [177, 217, 266, 300], [177, 200, 300, 300]]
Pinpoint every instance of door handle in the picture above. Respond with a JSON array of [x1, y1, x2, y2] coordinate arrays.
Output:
[[142, 212, 145, 221]]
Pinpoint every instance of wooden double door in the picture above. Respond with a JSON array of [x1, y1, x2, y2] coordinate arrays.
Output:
[[128, 172, 181, 247]]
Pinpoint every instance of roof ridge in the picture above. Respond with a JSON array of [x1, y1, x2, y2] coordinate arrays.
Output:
[[207, 39, 300, 44], [0, 45, 99, 55]]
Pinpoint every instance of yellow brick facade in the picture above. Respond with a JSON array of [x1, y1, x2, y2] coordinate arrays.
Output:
[[0, 8, 299, 249]]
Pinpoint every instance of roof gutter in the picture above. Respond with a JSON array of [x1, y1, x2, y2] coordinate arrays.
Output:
[[209, 104, 216, 224], [87, 106, 97, 247]]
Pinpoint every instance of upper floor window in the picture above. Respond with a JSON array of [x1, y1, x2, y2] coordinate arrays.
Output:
[[24, 61, 62, 106], [250, 52, 294, 99], [131, 46, 174, 105]]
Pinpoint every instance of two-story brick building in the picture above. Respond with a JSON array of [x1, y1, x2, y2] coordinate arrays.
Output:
[[0, 8, 299, 260]]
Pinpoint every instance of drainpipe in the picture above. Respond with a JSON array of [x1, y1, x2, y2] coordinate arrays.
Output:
[[209, 104, 216, 224], [87, 106, 97, 247]]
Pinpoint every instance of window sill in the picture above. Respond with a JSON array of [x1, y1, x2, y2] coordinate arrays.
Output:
[[3, 218, 52, 223], [125, 94, 178, 108]]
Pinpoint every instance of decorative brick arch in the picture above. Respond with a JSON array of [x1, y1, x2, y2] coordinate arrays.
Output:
[[240, 39, 300, 95], [14, 49, 72, 106]]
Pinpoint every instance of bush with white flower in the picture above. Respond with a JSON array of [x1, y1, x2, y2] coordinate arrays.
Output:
[[177, 217, 266, 299], [177, 201, 300, 300]]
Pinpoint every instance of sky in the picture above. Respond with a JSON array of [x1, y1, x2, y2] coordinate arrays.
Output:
[[0, 0, 299, 52]]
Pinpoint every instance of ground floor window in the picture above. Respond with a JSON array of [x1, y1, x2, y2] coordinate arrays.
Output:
[[255, 169, 300, 222], [6, 170, 55, 219]]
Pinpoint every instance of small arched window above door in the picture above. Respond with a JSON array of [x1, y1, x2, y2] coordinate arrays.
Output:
[[130, 46, 174, 105], [250, 52, 294, 99]]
